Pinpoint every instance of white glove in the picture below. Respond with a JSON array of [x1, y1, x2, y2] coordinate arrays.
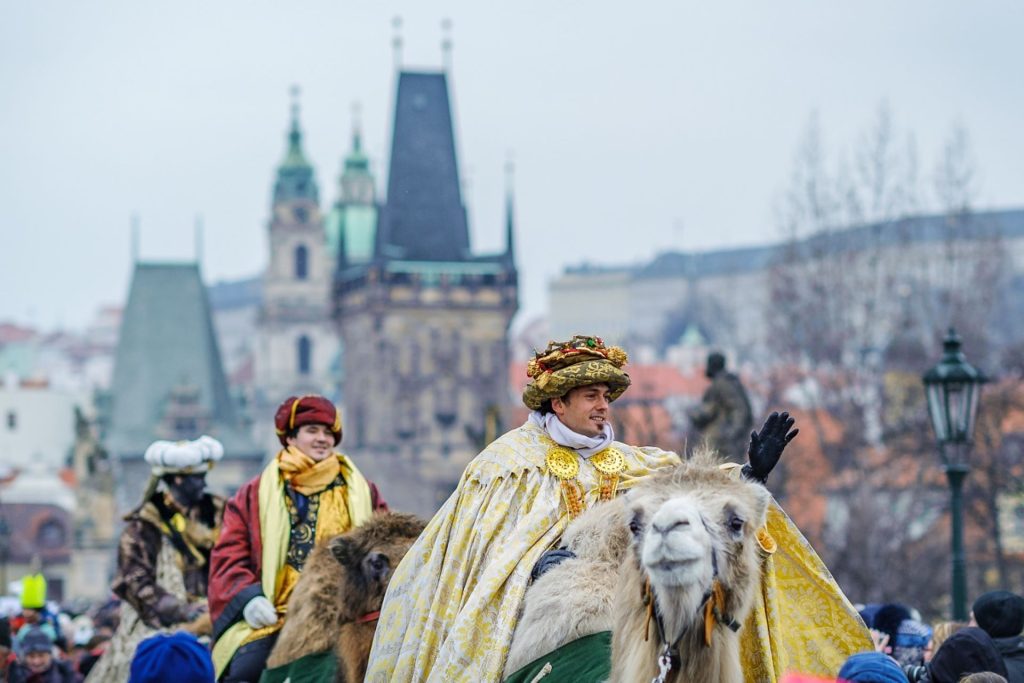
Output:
[[242, 596, 278, 629]]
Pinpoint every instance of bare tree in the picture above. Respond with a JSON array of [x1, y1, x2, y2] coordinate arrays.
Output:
[[764, 107, 1020, 617]]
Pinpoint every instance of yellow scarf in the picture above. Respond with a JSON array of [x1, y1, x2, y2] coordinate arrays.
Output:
[[277, 446, 341, 496], [212, 451, 375, 677]]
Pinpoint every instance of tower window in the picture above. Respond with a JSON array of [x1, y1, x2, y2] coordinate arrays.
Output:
[[6, 411, 15, 430], [298, 335, 312, 375], [295, 244, 309, 280]]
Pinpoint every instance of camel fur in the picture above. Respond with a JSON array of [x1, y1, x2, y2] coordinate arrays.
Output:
[[503, 498, 631, 676], [507, 449, 769, 683], [266, 511, 426, 682]]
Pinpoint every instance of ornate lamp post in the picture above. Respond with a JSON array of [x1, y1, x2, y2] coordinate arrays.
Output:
[[922, 328, 987, 621]]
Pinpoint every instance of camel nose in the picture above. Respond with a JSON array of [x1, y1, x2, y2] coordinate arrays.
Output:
[[652, 518, 691, 536], [650, 499, 704, 541]]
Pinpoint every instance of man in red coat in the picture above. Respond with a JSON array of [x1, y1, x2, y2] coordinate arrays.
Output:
[[209, 395, 387, 682]]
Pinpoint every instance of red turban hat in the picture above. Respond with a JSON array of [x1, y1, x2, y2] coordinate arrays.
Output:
[[274, 395, 342, 446]]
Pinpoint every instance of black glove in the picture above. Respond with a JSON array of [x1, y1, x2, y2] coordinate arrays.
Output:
[[530, 548, 575, 582], [741, 411, 798, 484]]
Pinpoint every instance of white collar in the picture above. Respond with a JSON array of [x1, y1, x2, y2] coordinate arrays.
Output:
[[528, 411, 615, 459]]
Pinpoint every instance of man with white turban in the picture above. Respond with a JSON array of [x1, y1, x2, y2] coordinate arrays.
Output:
[[86, 436, 225, 682]]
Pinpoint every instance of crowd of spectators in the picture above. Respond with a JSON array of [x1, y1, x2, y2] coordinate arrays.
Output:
[[0, 570, 1019, 682], [837, 589, 1024, 683], [0, 574, 213, 683]]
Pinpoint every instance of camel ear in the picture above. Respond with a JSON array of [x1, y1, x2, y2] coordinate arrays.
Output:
[[749, 483, 771, 521], [330, 536, 358, 567]]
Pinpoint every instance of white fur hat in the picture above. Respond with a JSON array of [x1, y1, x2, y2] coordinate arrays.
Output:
[[144, 435, 224, 474]]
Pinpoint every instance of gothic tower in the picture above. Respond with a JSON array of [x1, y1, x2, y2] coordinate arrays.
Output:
[[257, 90, 339, 428], [334, 70, 518, 514]]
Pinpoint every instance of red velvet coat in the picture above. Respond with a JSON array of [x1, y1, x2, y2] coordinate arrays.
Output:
[[209, 473, 387, 641]]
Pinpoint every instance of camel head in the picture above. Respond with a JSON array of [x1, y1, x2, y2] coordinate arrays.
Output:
[[327, 512, 426, 622], [624, 449, 770, 648]]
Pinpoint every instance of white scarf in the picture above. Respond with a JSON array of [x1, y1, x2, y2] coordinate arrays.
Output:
[[529, 411, 615, 459]]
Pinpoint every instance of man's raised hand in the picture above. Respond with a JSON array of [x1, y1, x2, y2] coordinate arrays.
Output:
[[742, 411, 798, 484]]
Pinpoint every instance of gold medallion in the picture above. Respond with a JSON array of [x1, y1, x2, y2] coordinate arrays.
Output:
[[546, 446, 580, 480], [590, 447, 626, 475]]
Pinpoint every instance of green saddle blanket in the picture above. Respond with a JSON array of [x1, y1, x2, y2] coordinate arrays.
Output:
[[503, 631, 612, 683], [258, 650, 338, 683]]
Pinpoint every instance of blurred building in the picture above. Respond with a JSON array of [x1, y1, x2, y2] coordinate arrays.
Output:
[[103, 262, 263, 510], [88, 66, 519, 517], [0, 467, 75, 600], [0, 379, 76, 471], [334, 70, 518, 514], [254, 95, 340, 444], [550, 208, 1024, 364]]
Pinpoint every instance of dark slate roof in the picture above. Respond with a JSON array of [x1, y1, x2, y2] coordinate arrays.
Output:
[[377, 71, 470, 261], [106, 262, 259, 458], [564, 208, 1024, 281]]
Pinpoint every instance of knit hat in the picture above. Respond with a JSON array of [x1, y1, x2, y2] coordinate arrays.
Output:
[[927, 627, 1008, 683], [891, 618, 933, 667], [873, 603, 912, 644], [859, 603, 882, 628], [522, 335, 630, 410], [20, 574, 46, 610], [129, 632, 214, 683], [19, 627, 54, 654], [144, 436, 224, 475], [837, 652, 909, 682], [274, 396, 342, 446], [972, 590, 1024, 638]]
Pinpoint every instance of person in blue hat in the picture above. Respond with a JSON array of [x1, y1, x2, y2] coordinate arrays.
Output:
[[129, 632, 214, 683], [838, 651, 910, 682]]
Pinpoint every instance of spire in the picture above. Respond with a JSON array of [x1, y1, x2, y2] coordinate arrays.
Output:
[[441, 18, 453, 72], [344, 102, 369, 173], [504, 157, 515, 264], [352, 101, 362, 153], [273, 86, 319, 206], [131, 212, 140, 263], [379, 72, 469, 261], [392, 16, 403, 71], [328, 102, 378, 263], [282, 85, 309, 169]]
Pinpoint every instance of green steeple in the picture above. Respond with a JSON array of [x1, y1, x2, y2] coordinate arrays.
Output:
[[273, 86, 319, 206], [327, 109, 378, 264], [344, 124, 370, 174]]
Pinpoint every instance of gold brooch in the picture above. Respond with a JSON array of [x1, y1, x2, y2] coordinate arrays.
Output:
[[590, 447, 626, 475], [546, 447, 580, 479], [545, 444, 629, 519], [546, 446, 584, 519]]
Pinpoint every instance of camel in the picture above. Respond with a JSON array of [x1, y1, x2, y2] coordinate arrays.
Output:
[[266, 511, 426, 683], [506, 450, 770, 683]]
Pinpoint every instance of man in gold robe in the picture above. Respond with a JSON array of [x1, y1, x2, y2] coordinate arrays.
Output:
[[366, 335, 870, 682]]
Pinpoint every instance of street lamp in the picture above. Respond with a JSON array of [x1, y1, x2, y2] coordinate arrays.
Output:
[[922, 327, 987, 621]]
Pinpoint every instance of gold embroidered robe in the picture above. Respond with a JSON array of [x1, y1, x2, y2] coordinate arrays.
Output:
[[366, 422, 870, 682]]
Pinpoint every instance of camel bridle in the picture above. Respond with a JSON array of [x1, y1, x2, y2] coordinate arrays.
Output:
[[355, 610, 381, 624], [641, 527, 742, 683]]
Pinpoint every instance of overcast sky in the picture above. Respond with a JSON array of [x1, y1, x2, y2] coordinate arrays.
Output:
[[1, 1, 1022, 330]]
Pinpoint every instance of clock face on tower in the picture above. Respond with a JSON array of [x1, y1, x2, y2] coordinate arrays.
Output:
[[293, 206, 308, 223]]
